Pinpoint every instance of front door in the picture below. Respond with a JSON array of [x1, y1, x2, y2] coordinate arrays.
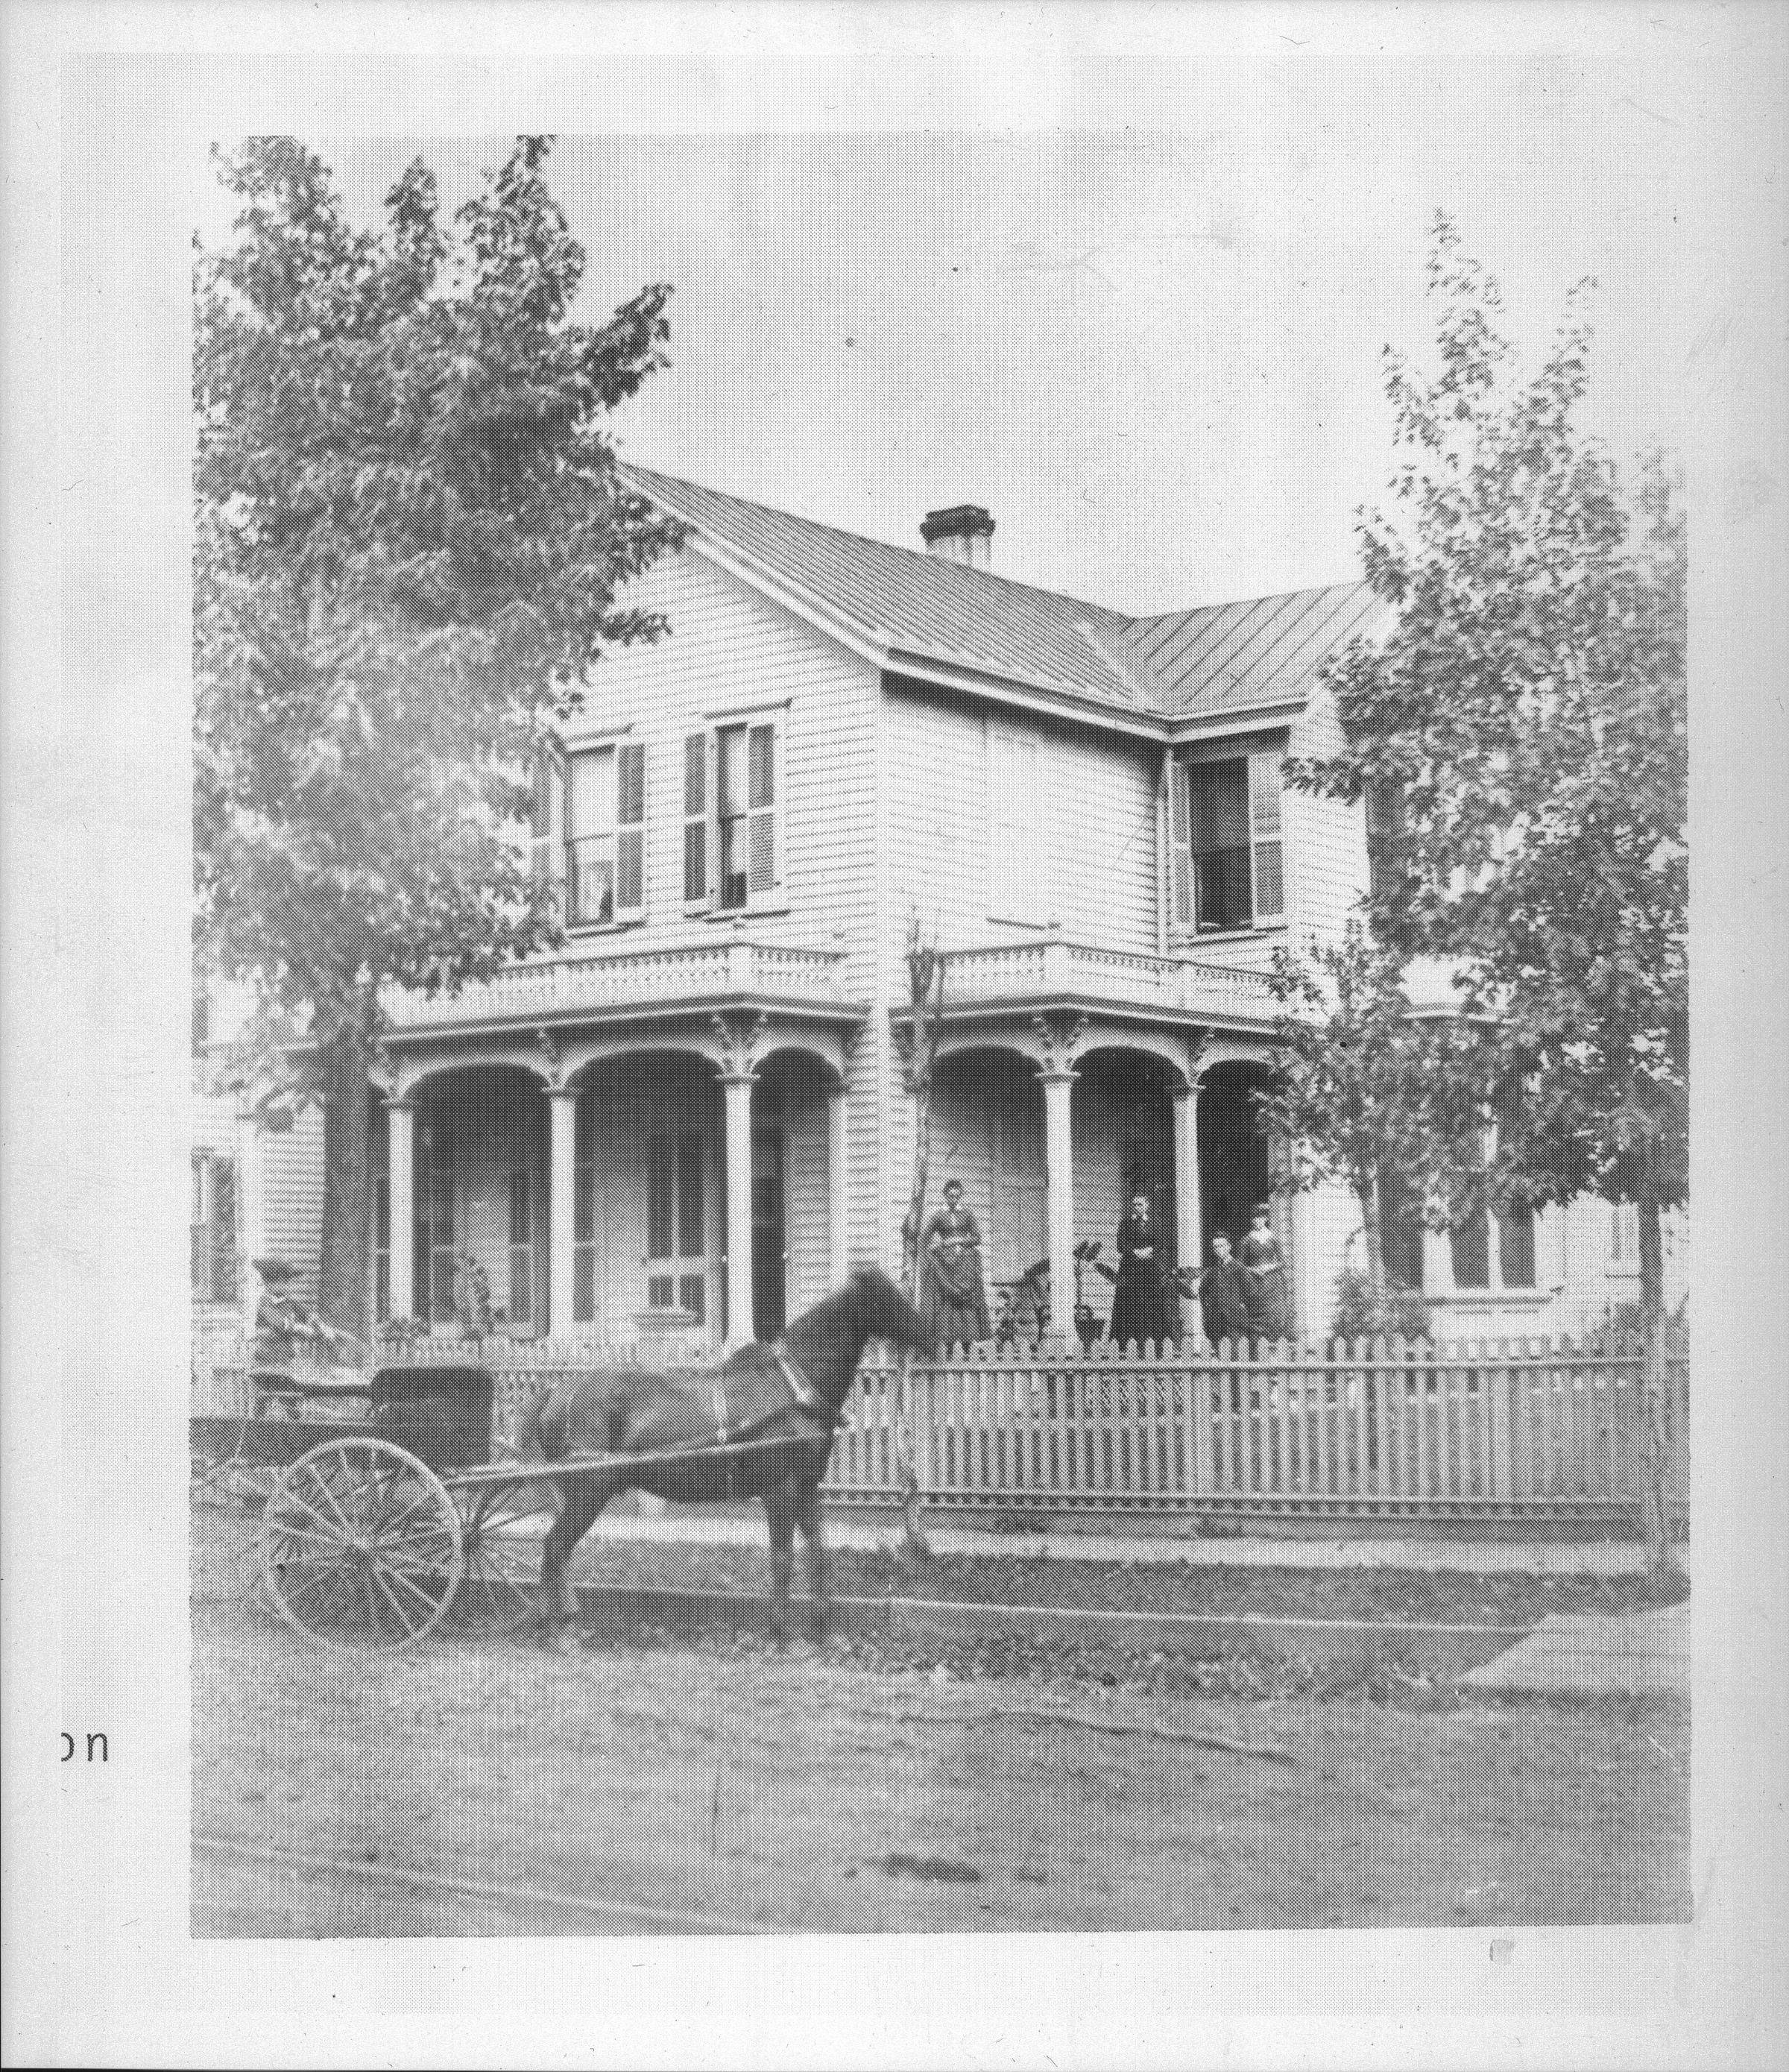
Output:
[[751, 1128, 786, 1339], [646, 1130, 708, 1328]]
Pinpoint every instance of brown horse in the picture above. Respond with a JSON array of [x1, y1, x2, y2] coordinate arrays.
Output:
[[523, 1268, 930, 1647]]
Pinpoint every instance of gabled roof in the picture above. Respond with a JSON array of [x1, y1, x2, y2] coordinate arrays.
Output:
[[622, 464, 1386, 732]]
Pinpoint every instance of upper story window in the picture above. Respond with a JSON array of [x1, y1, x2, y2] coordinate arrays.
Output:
[[684, 712, 786, 913], [1364, 778, 1410, 903], [1170, 749, 1284, 935], [565, 740, 646, 928]]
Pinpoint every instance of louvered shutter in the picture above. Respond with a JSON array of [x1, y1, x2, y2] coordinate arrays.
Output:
[[745, 721, 778, 897], [1169, 759, 1193, 929], [531, 744, 566, 911], [1249, 750, 1284, 921], [616, 740, 646, 917], [682, 731, 709, 905], [988, 728, 1044, 922]]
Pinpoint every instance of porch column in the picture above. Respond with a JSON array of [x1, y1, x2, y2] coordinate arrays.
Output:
[[1422, 1221, 1455, 1300], [1171, 1082, 1201, 1279], [723, 1071, 757, 1346], [385, 1098, 414, 1321], [547, 1086, 578, 1341], [1039, 1068, 1076, 1341], [236, 1097, 268, 1340], [827, 1083, 849, 1290]]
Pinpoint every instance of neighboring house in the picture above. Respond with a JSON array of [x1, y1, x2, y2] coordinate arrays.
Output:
[[199, 469, 1687, 1351]]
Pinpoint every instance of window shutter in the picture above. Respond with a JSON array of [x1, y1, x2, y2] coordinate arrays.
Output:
[[1169, 760, 1193, 929], [616, 740, 646, 917], [682, 731, 708, 904], [988, 728, 1041, 922], [1249, 750, 1284, 921], [746, 721, 778, 897]]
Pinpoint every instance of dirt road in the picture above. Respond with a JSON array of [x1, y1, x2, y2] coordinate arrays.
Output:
[[192, 1513, 1688, 1936]]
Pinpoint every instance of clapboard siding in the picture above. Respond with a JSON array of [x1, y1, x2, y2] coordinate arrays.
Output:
[[1284, 687, 1370, 948], [883, 682, 1161, 969], [559, 547, 880, 998], [261, 1106, 325, 1307]]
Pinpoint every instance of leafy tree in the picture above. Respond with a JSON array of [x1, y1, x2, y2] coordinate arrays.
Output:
[[1294, 215, 1688, 1583], [195, 135, 679, 1339], [1256, 921, 1478, 1332]]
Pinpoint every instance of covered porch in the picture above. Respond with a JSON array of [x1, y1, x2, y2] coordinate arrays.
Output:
[[918, 1014, 1290, 1347], [374, 1011, 854, 1353]]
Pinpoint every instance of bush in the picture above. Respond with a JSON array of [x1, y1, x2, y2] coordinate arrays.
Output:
[[1330, 1268, 1431, 1346]]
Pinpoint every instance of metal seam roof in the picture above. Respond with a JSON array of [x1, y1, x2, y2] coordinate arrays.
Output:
[[621, 464, 1383, 727]]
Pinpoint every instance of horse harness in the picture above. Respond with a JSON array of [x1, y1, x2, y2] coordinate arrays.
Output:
[[706, 1341, 836, 1453]]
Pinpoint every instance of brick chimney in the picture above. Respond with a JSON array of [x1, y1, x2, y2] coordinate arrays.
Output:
[[920, 503, 994, 570]]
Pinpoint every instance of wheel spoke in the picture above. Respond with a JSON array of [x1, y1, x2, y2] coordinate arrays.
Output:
[[274, 1484, 353, 1546], [372, 1566, 426, 1637], [374, 1561, 444, 1617], [297, 1461, 356, 1537]]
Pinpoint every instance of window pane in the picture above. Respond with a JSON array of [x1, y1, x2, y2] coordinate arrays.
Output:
[[568, 842, 613, 925], [720, 819, 748, 910], [1499, 1204, 1536, 1288], [678, 1133, 704, 1258], [1379, 1166, 1424, 1291], [648, 1274, 675, 1309], [679, 1273, 706, 1323], [718, 725, 748, 817], [509, 1169, 531, 1245], [1193, 846, 1252, 931], [509, 1245, 531, 1323], [568, 749, 615, 838], [1188, 761, 1252, 930], [1187, 761, 1249, 851], [573, 1248, 594, 1323], [1450, 1209, 1490, 1289], [748, 723, 775, 807], [646, 1133, 674, 1259]]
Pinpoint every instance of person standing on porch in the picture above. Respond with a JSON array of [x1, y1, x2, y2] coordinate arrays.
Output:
[[1108, 1191, 1176, 1350], [919, 1180, 991, 1353], [1198, 1231, 1255, 1350], [1239, 1203, 1290, 1342]]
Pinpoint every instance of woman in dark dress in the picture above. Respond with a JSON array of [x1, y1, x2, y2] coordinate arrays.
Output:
[[1108, 1192, 1176, 1350], [1198, 1232, 1255, 1350], [1238, 1203, 1290, 1341], [919, 1180, 991, 1352]]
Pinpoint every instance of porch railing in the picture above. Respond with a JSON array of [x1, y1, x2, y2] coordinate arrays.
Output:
[[381, 939, 850, 1030], [195, 1331, 1688, 1530], [939, 937, 1279, 1027]]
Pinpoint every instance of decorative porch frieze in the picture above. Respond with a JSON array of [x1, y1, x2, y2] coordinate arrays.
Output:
[[1031, 1010, 1089, 1078], [710, 1008, 769, 1082]]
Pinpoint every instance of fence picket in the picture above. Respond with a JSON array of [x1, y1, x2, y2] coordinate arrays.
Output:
[[198, 1329, 1685, 1525]]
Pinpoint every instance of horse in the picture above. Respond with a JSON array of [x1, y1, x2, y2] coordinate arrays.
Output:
[[522, 1268, 931, 1648]]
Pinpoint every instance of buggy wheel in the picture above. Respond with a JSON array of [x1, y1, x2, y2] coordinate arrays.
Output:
[[259, 1438, 463, 1649], [446, 1476, 556, 1636]]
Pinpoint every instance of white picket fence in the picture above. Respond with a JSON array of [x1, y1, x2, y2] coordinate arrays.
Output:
[[195, 1328, 1688, 1528]]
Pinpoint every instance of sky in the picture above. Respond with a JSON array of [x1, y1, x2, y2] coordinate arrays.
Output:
[[198, 60, 1705, 616]]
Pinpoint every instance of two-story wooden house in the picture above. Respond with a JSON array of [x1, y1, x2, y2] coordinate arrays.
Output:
[[206, 468, 1685, 1353]]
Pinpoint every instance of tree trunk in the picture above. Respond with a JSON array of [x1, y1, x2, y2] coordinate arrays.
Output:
[[316, 1018, 373, 1350], [1636, 1180, 1682, 1593], [1360, 1175, 1386, 1292]]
